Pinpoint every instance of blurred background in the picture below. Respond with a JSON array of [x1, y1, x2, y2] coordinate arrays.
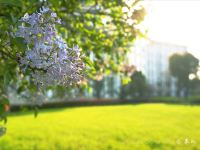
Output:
[[6, 0, 200, 105], [0, 0, 200, 150]]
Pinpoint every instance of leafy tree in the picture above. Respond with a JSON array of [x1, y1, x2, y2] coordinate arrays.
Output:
[[120, 71, 147, 98], [0, 0, 145, 90], [189, 78, 200, 95], [169, 52, 199, 97], [0, 0, 146, 131]]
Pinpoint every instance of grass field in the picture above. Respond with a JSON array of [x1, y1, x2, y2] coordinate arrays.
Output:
[[0, 103, 200, 150]]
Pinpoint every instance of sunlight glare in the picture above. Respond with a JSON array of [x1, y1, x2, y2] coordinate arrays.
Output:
[[143, 0, 200, 58]]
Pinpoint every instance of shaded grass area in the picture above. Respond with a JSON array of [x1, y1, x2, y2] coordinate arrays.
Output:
[[0, 104, 200, 150]]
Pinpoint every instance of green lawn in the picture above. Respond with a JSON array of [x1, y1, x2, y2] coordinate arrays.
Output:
[[0, 103, 200, 150]]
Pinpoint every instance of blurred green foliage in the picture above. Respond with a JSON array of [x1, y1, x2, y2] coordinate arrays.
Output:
[[120, 71, 148, 98], [169, 52, 199, 97], [0, 0, 145, 117]]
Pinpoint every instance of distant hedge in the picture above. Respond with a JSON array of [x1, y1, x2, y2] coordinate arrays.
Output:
[[147, 96, 200, 104], [9, 96, 200, 112]]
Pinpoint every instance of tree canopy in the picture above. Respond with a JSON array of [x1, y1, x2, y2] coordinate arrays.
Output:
[[120, 70, 147, 98], [0, 0, 146, 127], [169, 52, 199, 97]]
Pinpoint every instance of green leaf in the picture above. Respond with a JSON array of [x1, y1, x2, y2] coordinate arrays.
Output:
[[87, 86, 93, 94], [1, 116, 7, 124], [84, 57, 93, 67], [48, 0, 61, 7], [34, 107, 38, 118], [0, 127, 6, 137], [0, 95, 9, 116], [11, 37, 26, 52], [122, 76, 131, 85], [17, 85, 26, 94], [0, 0, 22, 7], [0, 104, 4, 116]]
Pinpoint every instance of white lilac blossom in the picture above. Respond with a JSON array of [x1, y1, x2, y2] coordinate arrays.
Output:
[[16, 6, 85, 87]]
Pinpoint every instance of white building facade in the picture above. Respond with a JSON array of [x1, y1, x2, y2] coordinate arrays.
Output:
[[131, 39, 187, 96]]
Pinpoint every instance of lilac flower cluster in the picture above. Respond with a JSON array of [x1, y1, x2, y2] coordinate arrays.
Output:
[[16, 7, 85, 87]]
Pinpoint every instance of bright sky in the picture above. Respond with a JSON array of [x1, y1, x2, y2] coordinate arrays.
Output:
[[143, 0, 200, 59]]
